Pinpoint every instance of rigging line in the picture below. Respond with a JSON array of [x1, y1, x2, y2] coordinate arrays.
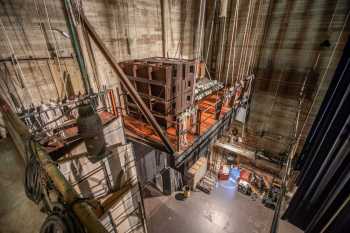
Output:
[[0, 67, 17, 109], [42, 0, 69, 98], [247, 0, 263, 75], [251, 0, 266, 70], [205, 0, 218, 64], [292, 10, 350, 154], [6, 1, 51, 96], [217, 1, 228, 83], [251, 0, 266, 72], [224, 0, 240, 87], [236, 0, 252, 83], [42, 0, 65, 75], [0, 18, 33, 105], [196, 0, 206, 60], [2, 63, 24, 109], [262, 67, 284, 134], [241, 0, 256, 79], [174, 0, 189, 59], [229, 0, 241, 85], [33, 0, 60, 99]]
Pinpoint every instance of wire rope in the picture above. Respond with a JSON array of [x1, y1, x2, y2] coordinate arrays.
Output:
[[237, 0, 252, 82], [224, 0, 240, 87]]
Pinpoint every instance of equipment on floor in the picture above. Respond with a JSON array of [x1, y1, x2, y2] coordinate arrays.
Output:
[[197, 172, 216, 194], [218, 165, 230, 180], [262, 182, 281, 209], [237, 180, 252, 196], [237, 169, 253, 196]]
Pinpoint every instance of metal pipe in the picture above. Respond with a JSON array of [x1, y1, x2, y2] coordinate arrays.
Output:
[[62, 0, 92, 94], [0, 55, 73, 63], [0, 96, 108, 233], [80, 14, 175, 155]]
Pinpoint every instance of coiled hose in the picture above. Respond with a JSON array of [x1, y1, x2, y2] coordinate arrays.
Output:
[[24, 139, 87, 232], [40, 203, 86, 233], [24, 139, 44, 204]]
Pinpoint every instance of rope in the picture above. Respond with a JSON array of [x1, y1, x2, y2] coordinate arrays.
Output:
[[33, 0, 61, 99], [205, 0, 218, 64], [247, 0, 263, 75], [237, 0, 253, 82], [229, 0, 241, 85], [217, 2, 228, 82], [42, 0, 67, 97], [0, 18, 32, 106], [224, 0, 240, 87], [241, 0, 256, 79]]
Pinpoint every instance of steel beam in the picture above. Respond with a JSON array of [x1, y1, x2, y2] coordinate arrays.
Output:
[[80, 14, 175, 155]]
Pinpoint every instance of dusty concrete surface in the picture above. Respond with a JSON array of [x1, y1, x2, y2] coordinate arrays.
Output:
[[144, 181, 302, 233], [0, 138, 45, 233]]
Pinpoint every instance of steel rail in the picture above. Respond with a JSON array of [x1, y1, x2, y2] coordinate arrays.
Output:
[[0, 96, 108, 233]]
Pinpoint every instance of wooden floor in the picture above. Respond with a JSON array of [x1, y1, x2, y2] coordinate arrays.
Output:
[[124, 93, 232, 154]]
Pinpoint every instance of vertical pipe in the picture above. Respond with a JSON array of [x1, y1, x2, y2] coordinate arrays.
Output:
[[62, 0, 92, 94]]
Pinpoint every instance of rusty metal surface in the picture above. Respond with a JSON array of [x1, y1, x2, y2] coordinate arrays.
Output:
[[124, 92, 231, 154]]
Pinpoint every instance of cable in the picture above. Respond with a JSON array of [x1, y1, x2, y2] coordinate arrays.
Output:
[[224, 0, 240, 87], [24, 139, 45, 204], [40, 203, 86, 233], [205, 0, 218, 64]]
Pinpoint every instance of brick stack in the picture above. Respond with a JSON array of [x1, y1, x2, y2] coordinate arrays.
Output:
[[119, 57, 196, 129]]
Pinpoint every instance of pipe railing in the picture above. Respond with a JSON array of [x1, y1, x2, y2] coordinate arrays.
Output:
[[0, 96, 108, 233]]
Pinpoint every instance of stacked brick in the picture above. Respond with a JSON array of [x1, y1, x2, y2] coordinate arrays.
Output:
[[119, 57, 196, 129]]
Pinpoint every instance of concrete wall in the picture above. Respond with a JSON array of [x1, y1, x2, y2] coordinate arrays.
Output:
[[206, 0, 350, 156], [0, 0, 200, 109]]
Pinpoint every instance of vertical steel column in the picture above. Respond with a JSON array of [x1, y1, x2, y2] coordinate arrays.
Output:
[[62, 0, 92, 94]]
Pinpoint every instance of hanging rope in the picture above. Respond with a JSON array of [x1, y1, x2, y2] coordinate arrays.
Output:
[[33, 0, 61, 99], [217, 1, 228, 83], [0, 18, 32, 107], [42, 0, 68, 98], [7, 1, 51, 101], [229, 0, 241, 85], [247, 0, 263, 75], [174, 0, 189, 59], [224, 0, 240, 87], [196, 0, 206, 61], [237, 0, 253, 82], [205, 0, 218, 64], [241, 0, 256, 79]]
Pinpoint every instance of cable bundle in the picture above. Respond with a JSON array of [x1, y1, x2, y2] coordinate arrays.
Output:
[[24, 140, 44, 204], [40, 203, 86, 233]]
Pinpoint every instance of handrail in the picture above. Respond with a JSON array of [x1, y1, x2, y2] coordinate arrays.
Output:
[[0, 96, 108, 233]]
